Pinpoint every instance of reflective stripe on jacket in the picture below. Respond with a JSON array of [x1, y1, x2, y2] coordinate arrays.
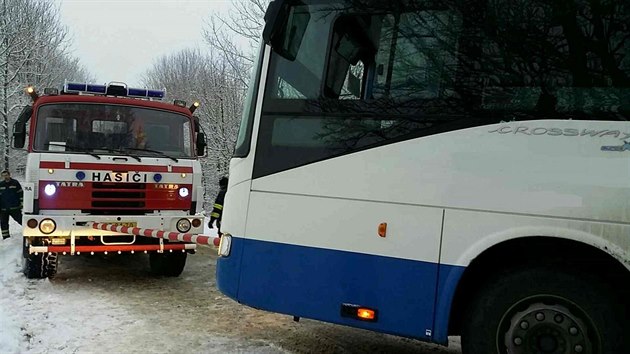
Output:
[[211, 187, 227, 220]]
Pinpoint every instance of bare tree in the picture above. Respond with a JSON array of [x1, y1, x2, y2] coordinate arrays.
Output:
[[141, 48, 245, 207], [202, 0, 268, 87], [0, 0, 93, 171]]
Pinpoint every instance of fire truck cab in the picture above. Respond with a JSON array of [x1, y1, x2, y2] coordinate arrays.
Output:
[[12, 82, 207, 279]]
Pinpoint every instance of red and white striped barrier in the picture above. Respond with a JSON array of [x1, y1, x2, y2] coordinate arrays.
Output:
[[89, 222, 221, 247], [30, 243, 196, 255]]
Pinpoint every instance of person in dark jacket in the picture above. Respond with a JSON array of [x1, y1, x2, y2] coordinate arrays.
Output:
[[209, 177, 228, 236], [0, 170, 23, 239]]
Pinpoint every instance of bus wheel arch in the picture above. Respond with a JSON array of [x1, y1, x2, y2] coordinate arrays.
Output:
[[447, 236, 630, 342]]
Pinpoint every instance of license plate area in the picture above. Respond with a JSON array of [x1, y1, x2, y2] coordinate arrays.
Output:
[[101, 234, 136, 245], [101, 221, 137, 245], [110, 222, 137, 228]]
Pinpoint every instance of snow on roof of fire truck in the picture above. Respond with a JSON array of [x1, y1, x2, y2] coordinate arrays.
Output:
[[32, 94, 194, 116]]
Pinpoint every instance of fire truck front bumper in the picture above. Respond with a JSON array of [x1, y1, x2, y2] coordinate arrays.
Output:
[[22, 214, 206, 238]]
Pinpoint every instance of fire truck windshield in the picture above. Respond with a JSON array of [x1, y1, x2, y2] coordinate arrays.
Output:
[[32, 103, 194, 158]]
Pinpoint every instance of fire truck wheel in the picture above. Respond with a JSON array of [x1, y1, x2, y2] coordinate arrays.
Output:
[[22, 238, 29, 259], [23, 250, 58, 279], [461, 265, 629, 354], [149, 252, 187, 277]]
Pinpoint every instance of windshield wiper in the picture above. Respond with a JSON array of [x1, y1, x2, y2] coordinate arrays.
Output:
[[47, 142, 101, 160], [122, 147, 179, 162], [104, 148, 142, 162], [87, 146, 142, 162]]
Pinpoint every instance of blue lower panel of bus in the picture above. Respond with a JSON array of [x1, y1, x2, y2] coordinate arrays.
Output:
[[216, 236, 465, 344]]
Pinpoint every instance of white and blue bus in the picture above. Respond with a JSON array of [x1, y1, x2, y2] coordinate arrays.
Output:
[[216, 0, 630, 352]]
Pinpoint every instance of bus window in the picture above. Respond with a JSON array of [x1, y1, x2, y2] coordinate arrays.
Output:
[[325, 11, 460, 101], [264, 4, 333, 100], [372, 12, 459, 100], [257, 6, 466, 178], [256, 1, 630, 178]]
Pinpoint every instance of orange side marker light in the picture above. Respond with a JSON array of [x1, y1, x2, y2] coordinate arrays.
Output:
[[357, 308, 376, 320], [378, 222, 387, 237]]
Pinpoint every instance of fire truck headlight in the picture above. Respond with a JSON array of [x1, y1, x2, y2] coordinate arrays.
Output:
[[39, 219, 56, 234], [178, 187, 189, 198], [44, 184, 56, 196], [176, 218, 191, 233]]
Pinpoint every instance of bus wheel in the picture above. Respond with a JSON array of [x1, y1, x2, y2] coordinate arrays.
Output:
[[149, 252, 187, 277], [461, 266, 628, 354], [23, 250, 58, 279]]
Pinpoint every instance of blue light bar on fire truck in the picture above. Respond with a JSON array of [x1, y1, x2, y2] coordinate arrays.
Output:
[[63, 82, 165, 100]]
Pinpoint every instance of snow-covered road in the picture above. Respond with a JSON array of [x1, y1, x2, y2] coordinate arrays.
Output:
[[1, 222, 461, 353]]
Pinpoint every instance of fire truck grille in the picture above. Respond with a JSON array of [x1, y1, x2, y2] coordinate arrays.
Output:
[[91, 182, 146, 210]]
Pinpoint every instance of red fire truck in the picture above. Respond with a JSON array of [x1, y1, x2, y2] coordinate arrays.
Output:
[[12, 82, 207, 279]]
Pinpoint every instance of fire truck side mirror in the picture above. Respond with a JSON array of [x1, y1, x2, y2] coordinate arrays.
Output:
[[196, 132, 207, 157], [12, 131, 25, 149], [12, 105, 32, 149]]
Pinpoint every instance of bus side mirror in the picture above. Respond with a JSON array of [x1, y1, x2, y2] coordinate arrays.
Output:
[[196, 132, 207, 157], [262, 0, 286, 44], [262, 0, 310, 61], [13, 105, 32, 149]]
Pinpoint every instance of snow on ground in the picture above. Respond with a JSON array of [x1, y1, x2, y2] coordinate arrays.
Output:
[[0, 222, 278, 354], [0, 220, 461, 354], [0, 223, 153, 353], [0, 223, 24, 353]]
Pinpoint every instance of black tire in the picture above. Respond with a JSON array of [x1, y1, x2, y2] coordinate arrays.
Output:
[[462, 265, 629, 354], [23, 250, 58, 279], [149, 251, 187, 277], [22, 237, 29, 259]]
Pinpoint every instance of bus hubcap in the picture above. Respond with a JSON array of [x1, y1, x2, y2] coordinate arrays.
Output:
[[503, 302, 594, 354]]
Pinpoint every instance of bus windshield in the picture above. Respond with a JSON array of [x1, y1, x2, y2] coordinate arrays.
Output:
[[255, 0, 630, 177], [33, 103, 194, 158]]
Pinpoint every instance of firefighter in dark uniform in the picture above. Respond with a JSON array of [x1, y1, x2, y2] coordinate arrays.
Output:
[[209, 177, 228, 236], [0, 170, 23, 239]]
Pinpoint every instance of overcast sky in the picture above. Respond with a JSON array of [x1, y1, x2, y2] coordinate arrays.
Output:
[[56, 0, 233, 87]]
